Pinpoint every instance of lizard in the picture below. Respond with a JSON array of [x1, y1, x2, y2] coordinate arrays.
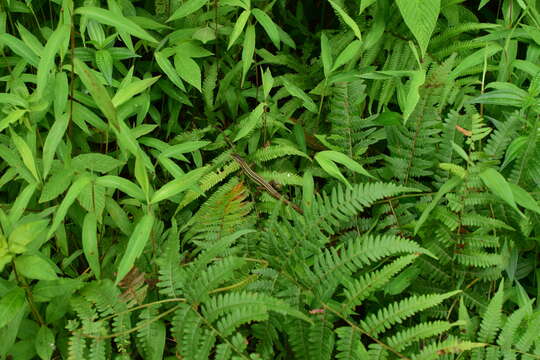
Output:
[[230, 153, 304, 215]]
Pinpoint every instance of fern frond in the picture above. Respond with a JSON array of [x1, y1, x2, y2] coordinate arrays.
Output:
[[285, 318, 311, 360], [311, 234, 432, 297], [411, 336, 485, 360], [308, 317, 335, 360], [477, 281, 504, 343], [335, 326, 368, 359], [89, 334, 107, 360], [203, 62, 218, 109], [136, 307, 165, 360], [156, 235, 187, 298], [258, 170, 303, 186], [202, 291, 309, 323], [497, 305, 528, 351], [177, 153, 240, 210], [184, 179, 254, 244], [483, 113, 520, 162], [515, 312, 540, 353], [251, 144, 309, 163], [187, 256, 247, 302], [456, 252, 502, 268], [310, 182, 418, 235], [327, 80, 366, 158], [386, 321, 461, 352], [360, 290, 460, 336], [67, 330, 87, 360], [343, 254, 419, 309]]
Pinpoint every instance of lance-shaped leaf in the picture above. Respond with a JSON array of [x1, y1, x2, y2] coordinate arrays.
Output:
[[479, 168, 523, 216], [47, 176, 92, 239], [76, 7, 158, 43], [42, 113, 69, 179], [82, 212, 101, 279], [112, 76, 161, 107], [168, 0, 208, 21], [241, 24, 256, 87], [115, 214, 155, 284], [151, 167, 206, 204], [74, 57, 117, 127], [252, 8, 280, 49], [35, 24, 70, 99], [228, 10, 251, 49]]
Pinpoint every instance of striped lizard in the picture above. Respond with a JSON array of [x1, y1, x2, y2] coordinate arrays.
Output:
[[230, 153, 303, 215]]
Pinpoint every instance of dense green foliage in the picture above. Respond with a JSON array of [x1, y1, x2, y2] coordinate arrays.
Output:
[[1, 0, 540, 358]]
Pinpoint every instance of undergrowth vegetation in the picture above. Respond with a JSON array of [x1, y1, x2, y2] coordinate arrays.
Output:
[[1, 0, 540, 359]]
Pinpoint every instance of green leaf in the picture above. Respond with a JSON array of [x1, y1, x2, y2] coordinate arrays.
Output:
[[241, 24, 256, 87], [396, 0, 440, 58], [321, 32, 333, 78], [10, 129, 40, 183], [450, 44, 502, 79], [39, 168, 74, 203], [8, 183, 38, 224], [159, 141, 210, 159], [32, 279, 84, 302], [167, 0, 208, 21], [451, 141, 473, 165], [175, 55, 202, 91], [302, 170, 314, 208], [54, 72, 69, 119], [150, 167, 205, 204], [479, 168, 522, 216], [0, 33, 39, 66], [331, 40, 362, 72], [135, 153, 151, 200], [82, 213, 100, 279], [234, 103, 265, 141], [115, 214, 155, 284], [72, 153, 124, 173], [252, 9, 280, 49], [478, 0, 490, 9], [42, 113, 69, 180], [15, 255, 58, 280], [402, 70, 425, 123], [228, 10, 251, 49], [8, 219, 49, 254], [414, 176, 462, 235], [96, 175, 146, 201], [315, 151, 374, 185], [0, 287, 26, 328], [327, 0, 362, 40], [112, 76, 161, 107], [35, 24, 70, 99], [35, 326, 55, 360], [76, 7, 158, 43], [360, 0, 376, 14], [95, 49, 113, 85], [74, 57, 117, 126], [281, 78, 318, 113], [47, 176, 92, 239], [154, 52, 186, 91], [262, 68, 274, 99], [509, 183, 540, 215], [0, 109, 28, 133]]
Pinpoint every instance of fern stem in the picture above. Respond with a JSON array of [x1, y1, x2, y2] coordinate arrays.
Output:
[[208, 274, 258, 294]]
